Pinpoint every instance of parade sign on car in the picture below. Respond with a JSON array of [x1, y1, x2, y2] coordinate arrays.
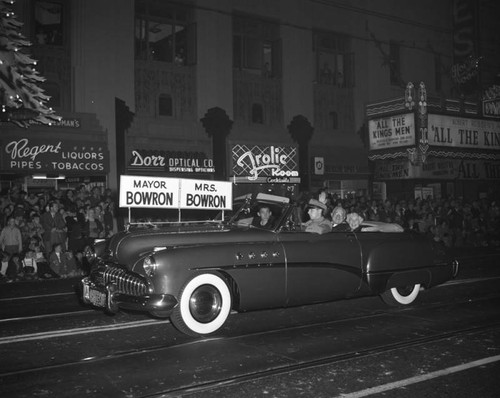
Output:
[[119, 175, 232, 210]]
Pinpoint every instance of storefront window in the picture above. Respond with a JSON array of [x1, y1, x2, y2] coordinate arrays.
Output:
[[135, 1, 194, 65], [34, 1, 63, 46]]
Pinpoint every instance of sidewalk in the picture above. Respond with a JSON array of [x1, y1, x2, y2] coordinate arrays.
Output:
[[0, 275, 82, 299]]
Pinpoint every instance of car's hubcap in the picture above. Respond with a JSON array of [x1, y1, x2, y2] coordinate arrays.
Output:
[[189, 284, 222, 323]]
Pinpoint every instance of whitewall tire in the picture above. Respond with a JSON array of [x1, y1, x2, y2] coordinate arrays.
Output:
[[171, 273, 232, 336], [381, 284, 420, 306]]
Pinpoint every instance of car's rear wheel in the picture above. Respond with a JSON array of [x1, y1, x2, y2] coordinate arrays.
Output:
[[171, 273, 232, 336], [381, 283, 420, 306]]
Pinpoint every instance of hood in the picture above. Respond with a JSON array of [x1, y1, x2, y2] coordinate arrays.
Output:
[[102, 222, 274, 266]]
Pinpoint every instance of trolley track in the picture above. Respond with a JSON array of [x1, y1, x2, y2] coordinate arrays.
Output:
[[2, 302, 500, 398], [150, 320, 500, 398], [1, 282, 500, 397], [1, 253, 499, 397]]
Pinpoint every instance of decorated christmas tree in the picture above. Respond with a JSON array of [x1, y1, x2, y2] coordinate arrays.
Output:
[[0, 0, 60, 127]]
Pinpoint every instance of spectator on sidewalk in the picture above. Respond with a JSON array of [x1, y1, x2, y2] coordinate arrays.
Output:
[[33, 244, 58, 279], [64, 250, 79, 277], [1, 250, 10, 280], [22, 249, 38, 280], [49, 243, 66, 278], [84, 207, 104, 245], [40, 202, 67, 254], [6, 253, 23, 281], [26, 213, 44, 245], [66, 206, 85, 253], [103, 199, 116, 237], [0, 216, 23, 256]]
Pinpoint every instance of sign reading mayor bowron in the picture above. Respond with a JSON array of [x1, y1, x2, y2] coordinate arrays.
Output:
[[119, 175, 232, 210]]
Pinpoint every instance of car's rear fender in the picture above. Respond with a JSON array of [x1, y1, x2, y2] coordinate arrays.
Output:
[[362, 236, 434, 293], [366, 269, 431, 294]]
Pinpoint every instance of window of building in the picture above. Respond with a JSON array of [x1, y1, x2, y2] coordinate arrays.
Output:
[[434, 55, 442, 92], [34, 1, 64, 46], [251, 103, 264, 124], [158, 94, 173, 116], [233, 16, 281, 78], [43, 82, 61, 108], [389, 41, 401, 86], [135, 1, 195, 64], [314, 31, 354, 88], [329, 111, 338, 130]]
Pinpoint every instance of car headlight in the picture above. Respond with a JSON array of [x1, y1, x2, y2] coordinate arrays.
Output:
[[143, 255, 157, 277], [84, 245, 96, 261]]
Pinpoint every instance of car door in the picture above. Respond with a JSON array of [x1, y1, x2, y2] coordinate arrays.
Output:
[[278, 229, 362, 307], [226, 230, 287, 311]]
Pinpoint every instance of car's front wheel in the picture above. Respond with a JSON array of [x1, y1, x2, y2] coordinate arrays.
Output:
[[381, 284, 420, 306], [171, 273, 232, 336]]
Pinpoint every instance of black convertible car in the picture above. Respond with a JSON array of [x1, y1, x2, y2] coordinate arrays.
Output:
[[82, 193, 459, 336]]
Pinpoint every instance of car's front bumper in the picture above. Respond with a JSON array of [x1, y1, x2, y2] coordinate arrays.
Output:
[[81, 275, 178, 314]]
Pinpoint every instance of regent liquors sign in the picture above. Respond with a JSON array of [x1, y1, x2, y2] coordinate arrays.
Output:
[[1, 138, 109, 174]]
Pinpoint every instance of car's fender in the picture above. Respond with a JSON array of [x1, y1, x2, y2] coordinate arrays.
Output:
[[362, 233, 434, 294]]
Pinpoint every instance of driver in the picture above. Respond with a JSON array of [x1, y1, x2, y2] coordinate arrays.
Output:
[[251, 204, 275, 229]]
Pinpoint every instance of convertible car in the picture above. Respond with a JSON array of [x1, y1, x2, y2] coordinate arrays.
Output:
[[81, 193, 459, 336]]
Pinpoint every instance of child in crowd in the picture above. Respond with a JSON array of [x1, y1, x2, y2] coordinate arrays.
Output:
[[1, 250, 9, 282], [27, 213, 44, 243], [22, 249, 38, 280], [64, 250, 79, 277], [48, 242, 81, 278], [34, 244, 59, 279], [49, 243, 66, 277], [6, 253, 23, 282]]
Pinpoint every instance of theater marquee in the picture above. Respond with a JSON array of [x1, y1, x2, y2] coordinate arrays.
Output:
[[368, 113, 415, 150], [428, 114, 500, 149]]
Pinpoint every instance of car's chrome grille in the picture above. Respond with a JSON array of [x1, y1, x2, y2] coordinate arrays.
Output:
[[93, 267, 148, 296]]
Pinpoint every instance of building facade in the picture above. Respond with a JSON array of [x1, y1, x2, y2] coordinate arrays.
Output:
[[2, 0, 498, 201]]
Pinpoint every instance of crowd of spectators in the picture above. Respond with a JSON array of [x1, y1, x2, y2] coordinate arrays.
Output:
[[0, 184, 117, 283], [314, 190, 500, 249], [1, 182, 499, 283]]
